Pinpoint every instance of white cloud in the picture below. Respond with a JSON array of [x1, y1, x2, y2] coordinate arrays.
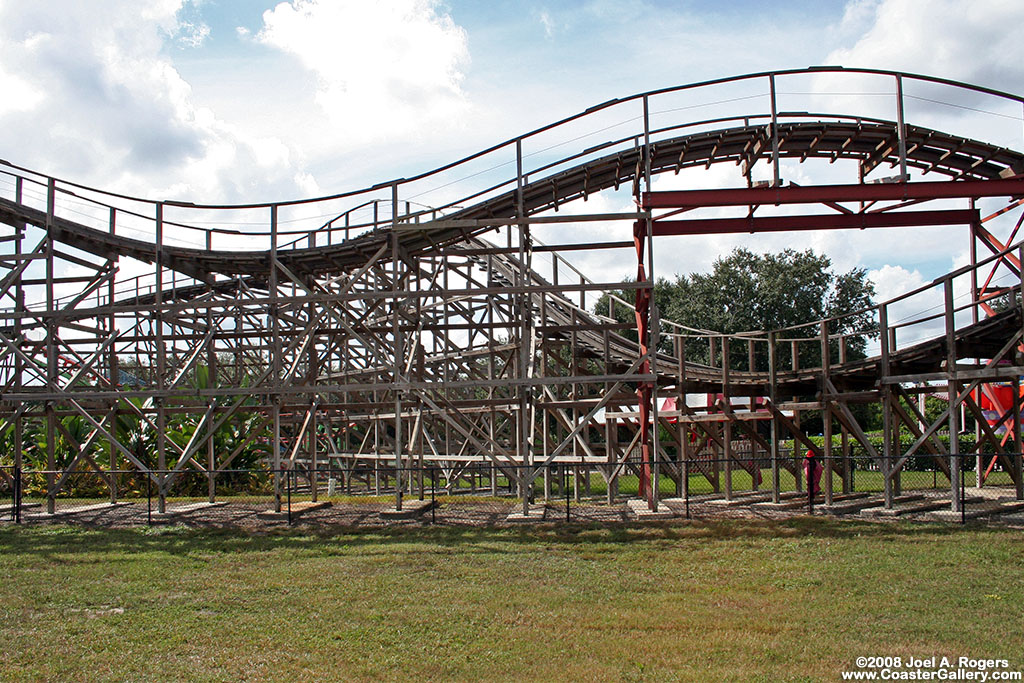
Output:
[[816, 0, 1024, 148], [538, 10, 556, 38], [258, 0, 470, 141], [0, 60, 44, 115], [825, 0, 1024, 89], [0, 0, 317, 206], [868, 263, 928, 305], [864, 263, 936, 349], [175, 21, 211, 48]]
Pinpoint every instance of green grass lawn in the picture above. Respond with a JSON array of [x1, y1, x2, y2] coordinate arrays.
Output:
[[1, 519, 1022, 682]]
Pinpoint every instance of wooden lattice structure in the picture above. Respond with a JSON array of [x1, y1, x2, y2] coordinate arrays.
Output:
[[1, 67, 1023, 517]]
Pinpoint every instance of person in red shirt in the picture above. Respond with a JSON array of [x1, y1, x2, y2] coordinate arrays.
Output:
[[804, 449, 822, 497]]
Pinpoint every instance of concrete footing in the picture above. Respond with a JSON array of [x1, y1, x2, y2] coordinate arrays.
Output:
[[0, 502, 40, 515], [257, 500, 333, 520], [506, 504, 548, 523], [33, 501, 129, 517], [921, 499, 1024, 521], [156, 501, 228, 516], [379, 499, 436, 520], [710, 490, 805, 507], [626, 498, 675, 519]]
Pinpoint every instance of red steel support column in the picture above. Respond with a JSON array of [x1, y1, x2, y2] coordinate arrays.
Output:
[[633, 219, 652, 499]]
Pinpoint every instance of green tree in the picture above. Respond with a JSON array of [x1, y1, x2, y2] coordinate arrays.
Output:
[[596, 247, 876, 371]]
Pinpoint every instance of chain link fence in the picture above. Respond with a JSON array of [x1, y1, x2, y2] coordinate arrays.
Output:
[[1, 455, 1022, 529]]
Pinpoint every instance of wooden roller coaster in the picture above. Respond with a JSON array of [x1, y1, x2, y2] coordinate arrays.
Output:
[[1, 67, 1023, 518]]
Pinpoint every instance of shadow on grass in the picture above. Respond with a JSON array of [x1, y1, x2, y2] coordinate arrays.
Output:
[[0, 515, 1013, 560]]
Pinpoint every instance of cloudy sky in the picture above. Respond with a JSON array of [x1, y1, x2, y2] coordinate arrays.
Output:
[[2, 0, 1024, 326]]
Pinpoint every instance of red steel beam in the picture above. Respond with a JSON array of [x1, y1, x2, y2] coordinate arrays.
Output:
[[643, 177, 1024, 209], [651, 209, 979, 236]]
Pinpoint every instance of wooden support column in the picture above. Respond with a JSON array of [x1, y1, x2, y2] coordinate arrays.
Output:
[[155, 202, 168, 514], [769, 331, 780, 503], [821, 321, 833, 506], [970, 212, 983, 488], [270, 204, 282, 512], [769, 73, 781, 187], [945, 279, 962, 513], [45, 178, 56, 514], [373, 399, 381, 495], [206, 229, 217, 504], [415, 344, 425, 501], [107, 207, 120, 503], [651, 307, 661, 509], [895, 74, 909, 180], [880, 304, 895, 509], [13, 177, 24, 485], [839, 340, 853, 494], [310, 406, 319, 503], [890, 327, 903, 497], [722, 336, 733, 502], [515, 139, 534, 515], [306, 277, 319, 504], [790, 337, 803, 493], [3, 181, 26, 492], [487, 290, 497, 498], [391, 188, 404, 512], [676, 335, 687, 499]]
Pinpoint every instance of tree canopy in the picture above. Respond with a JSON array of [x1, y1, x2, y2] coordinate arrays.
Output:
[[596, 247, 877, 370]]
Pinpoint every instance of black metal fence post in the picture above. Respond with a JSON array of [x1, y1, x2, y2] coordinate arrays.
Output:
[[147, 474, 152, 526], [430, 466, 436, 524], [287, 469, 293, 526], [684, 455, 690, 520], [807, 455, 816, 515], [564, 465, 570, 523], [398, 464, 404, 510], [960, 458, 966, 525], [13, 465, 22, 524]]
